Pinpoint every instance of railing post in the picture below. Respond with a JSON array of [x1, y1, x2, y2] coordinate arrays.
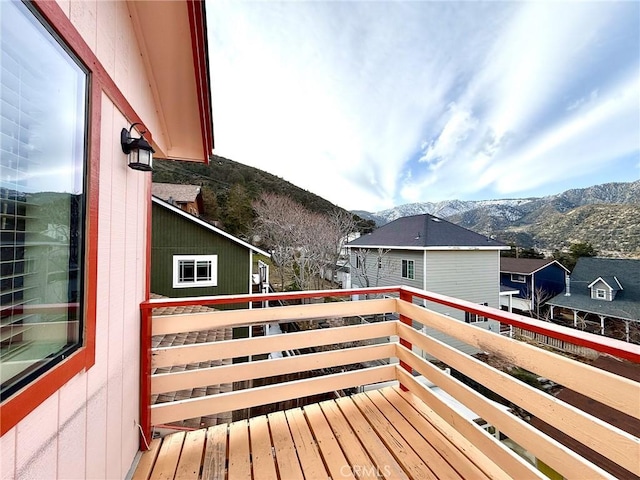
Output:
[[399, 289, 413, 391], [139, 305, 152, 450]]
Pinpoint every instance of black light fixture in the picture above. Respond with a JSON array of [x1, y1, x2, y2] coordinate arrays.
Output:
[[121, 123, 155, 171]]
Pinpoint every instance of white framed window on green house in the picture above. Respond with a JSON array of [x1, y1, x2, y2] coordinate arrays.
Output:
[[1, 0, 88, 401], [172, 255, 218, 288], [401, 259, 414, 280]]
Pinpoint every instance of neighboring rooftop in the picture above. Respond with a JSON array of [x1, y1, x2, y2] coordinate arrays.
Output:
[[347, 214, 506, 249], [150, 293, 233, 429], [548, 257, 640, 321], [152, 182, 201, 203], [500, 257, 569, 275], [152, 196, 270, 257]]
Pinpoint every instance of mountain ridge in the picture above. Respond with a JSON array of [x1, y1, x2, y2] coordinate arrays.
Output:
[[354, 180, 640, 258]]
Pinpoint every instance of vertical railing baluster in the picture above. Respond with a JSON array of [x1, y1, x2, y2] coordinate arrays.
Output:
[[139, 304, 152, 450], [398, 289, 413, 391]]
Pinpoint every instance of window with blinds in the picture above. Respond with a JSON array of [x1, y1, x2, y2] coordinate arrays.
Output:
[[172, 255, 218, 288], [0, 0, 88, 400]]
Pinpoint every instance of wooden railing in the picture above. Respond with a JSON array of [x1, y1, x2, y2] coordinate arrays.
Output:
[[140, 286, 640, 479]]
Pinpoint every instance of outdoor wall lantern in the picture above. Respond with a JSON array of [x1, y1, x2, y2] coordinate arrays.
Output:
[[121, 123, 155, 172]]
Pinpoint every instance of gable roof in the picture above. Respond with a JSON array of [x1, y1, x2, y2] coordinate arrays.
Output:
[[500, 258, 570, 275], [152, 196, 270, 257], [152, 183, 201, 203], [588, 276, 623, 291], [548, 257, 640, 321], [347, 214, 507, 250]]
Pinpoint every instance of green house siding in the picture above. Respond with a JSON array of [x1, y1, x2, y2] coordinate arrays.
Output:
[[151, 203, 251, 298]]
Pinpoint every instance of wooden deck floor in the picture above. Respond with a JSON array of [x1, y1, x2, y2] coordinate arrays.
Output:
[[132, 386, 510, 480]]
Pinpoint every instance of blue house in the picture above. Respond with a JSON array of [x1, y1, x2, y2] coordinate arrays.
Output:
[[500, 258, 569, 315], [547, 257, 640, 342]]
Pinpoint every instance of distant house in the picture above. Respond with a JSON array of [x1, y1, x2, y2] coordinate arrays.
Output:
[[547, 257, 640, 342], [347, 214, 509, 354], [499, 258, 569, 315], [152, 182, 204, 216], [151, 196, 270, 300]]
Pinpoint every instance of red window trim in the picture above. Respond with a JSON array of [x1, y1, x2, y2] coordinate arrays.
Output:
[[0, 0, 145, 437]]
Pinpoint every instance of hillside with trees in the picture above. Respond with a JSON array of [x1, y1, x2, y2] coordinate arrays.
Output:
[[152, 155, 375, 237]]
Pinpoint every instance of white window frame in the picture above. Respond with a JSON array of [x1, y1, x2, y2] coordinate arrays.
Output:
[[511, 274, 526, 283], [401, 259, 415, 280], [172, 255, 218, 288], [465, 303, 488, 323], [595, 288, 606, 299]]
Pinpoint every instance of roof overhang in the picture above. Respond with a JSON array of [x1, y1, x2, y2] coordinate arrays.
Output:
[[152, 196, 270, 257], [501, 260, 571, 276], [346, 245, 509, 251], [129, 0, 213, 163], [588, 276, 623, 291]]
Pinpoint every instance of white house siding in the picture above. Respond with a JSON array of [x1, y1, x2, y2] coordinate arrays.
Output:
[[349, 248, 502, 357], [590, 280, 613, 301], [349, 250, 423, 289], [3, 2, 151, 479], [421, 250, 501, 356]]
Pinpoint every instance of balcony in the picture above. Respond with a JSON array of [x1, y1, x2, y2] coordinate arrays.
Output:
[[135, 287, 640, 479]]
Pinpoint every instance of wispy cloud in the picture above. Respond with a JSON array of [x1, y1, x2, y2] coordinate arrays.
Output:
[[207, 1, 639, 211]]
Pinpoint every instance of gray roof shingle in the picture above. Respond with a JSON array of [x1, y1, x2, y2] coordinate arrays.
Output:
[[152, 182, 201, 203], [347, 214, 506, 249], [548, 257, 640, 321]]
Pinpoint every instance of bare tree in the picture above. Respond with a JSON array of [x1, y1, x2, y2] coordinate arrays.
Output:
[[252, 193, 303, 290], [252, 193, 358, 292], [318, 209, 358, 288], [529, 286, 556, 320], [350, 248, 395, 291]]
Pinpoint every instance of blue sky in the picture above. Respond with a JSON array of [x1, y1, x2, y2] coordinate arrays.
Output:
[[207, 1, 640, 212]]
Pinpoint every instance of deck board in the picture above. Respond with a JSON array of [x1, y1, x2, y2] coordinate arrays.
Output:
[[352, 393, 436, 480], [133, 387, 516, 480], [383, 387, 497, 480], [174, 429, 206, 479], [319, 399, 380, 479], [335, 395, 410, 480], [267, 411, 305, 480], [366, 389, 463, 480], [227, 420, 251, 479], [304, 403, 355, 479], [150, 431, 185, 480], [285, 407, 328, 480], [201, 424, 227, 480], [249, 415, 278, 480]]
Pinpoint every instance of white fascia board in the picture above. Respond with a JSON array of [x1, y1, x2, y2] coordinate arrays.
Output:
[[587, 277, 612, 290], [502, 260, 571, 276], [529, 260, 571, 275], [499, 289, 520, 296], [348, 245, 508, 251], [152, 196, 271, 257], [613, 276, 624, 290]]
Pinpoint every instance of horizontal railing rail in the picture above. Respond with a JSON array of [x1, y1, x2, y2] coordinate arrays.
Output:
[[139, 286, 640, 479]]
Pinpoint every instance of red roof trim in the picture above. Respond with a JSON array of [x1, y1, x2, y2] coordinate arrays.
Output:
[[187, 0, 214, 163]]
